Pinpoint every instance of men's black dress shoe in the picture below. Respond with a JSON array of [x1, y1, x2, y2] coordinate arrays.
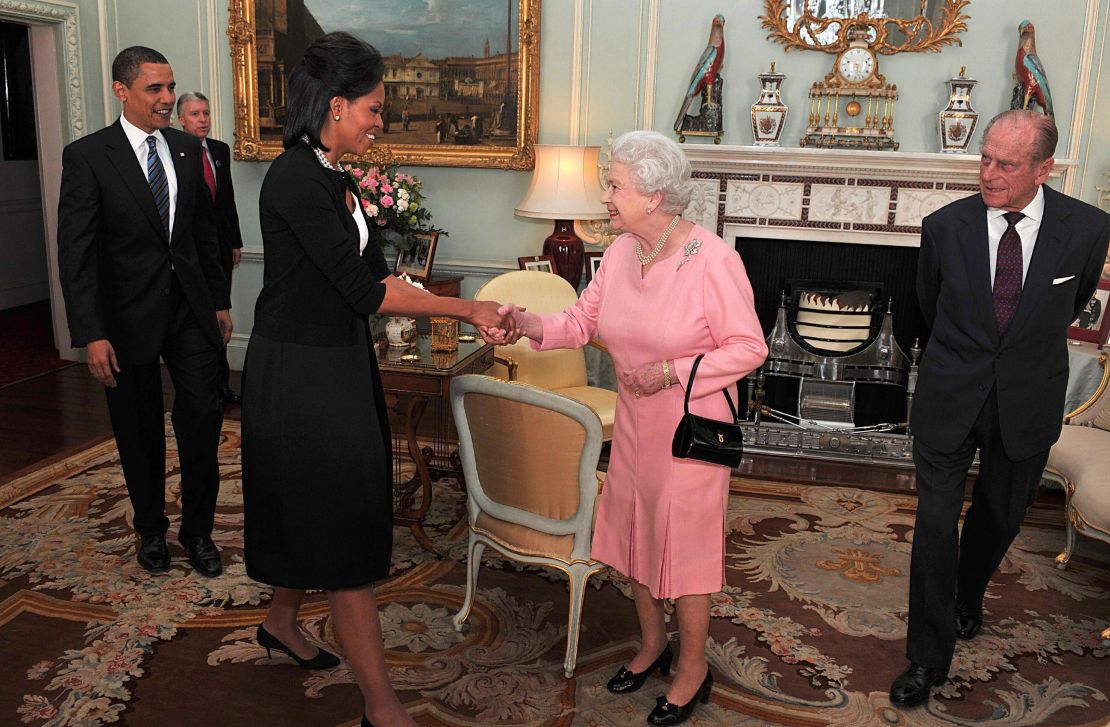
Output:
[[955, 603, 983, 640], [606, 643, 674, 694], [136, 534, 170, 573], [257, 625, 340, 669], [180, 535, 222, 577], [647, 668, 713, 725], [889, 663, 946, 707], [220, 386, 241, 405]]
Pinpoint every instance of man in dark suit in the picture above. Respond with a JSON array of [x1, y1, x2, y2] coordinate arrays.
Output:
[[57, 46, 232, 577], [177, 91, 244, 404], [891, 110, 1110, 706]]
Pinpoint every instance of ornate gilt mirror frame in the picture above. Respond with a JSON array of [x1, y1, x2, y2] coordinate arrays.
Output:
[[761, 0, 970, 54], [227, 0, 540, 169]]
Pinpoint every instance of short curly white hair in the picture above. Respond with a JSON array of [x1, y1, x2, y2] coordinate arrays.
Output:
[[608, 130, 692, 214]]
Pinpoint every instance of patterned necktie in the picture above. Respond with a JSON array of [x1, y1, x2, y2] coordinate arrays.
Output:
[[201, 147, 216, 202], [993, 211, 1025, 337], [145, 136, 170, 237]]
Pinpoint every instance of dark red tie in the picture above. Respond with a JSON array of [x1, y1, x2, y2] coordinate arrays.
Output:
[[201, 148, 216, 202], [993, 211, 1025, 337]]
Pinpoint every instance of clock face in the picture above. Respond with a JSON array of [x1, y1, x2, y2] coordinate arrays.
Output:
[[838, 47, 875, 83]]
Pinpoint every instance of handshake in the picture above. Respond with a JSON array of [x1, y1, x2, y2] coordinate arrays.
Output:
[[471, 302, 532, 346]]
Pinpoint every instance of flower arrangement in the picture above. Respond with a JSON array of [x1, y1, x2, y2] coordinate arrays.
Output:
[[342, 162, 444, 250]]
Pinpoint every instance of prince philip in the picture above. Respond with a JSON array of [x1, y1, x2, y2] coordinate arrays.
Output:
[[891, 109, 1110, 706]]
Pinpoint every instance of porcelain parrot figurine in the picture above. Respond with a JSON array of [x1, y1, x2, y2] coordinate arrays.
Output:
[[673, 14, 725, 133], [1011, 19, 1054, 116]]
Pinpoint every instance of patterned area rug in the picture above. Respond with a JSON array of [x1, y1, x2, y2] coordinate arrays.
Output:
[[1, 419, 1108, 726]]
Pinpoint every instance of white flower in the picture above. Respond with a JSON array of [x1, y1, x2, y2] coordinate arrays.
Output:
[[365, 204, 379, 218], [396, 200, 409, 212], [398, 189, 410, 201]]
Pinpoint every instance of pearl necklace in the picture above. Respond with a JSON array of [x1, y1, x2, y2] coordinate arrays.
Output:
[[636, 215, 681, 265], [303, 135, 341, 171]]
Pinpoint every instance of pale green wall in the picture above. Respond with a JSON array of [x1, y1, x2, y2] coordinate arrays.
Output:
[[47, 0, 1110, 365]]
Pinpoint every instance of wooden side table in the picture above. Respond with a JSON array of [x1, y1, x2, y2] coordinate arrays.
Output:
[[420, 274, 461, 297], [378, 334, 493, 554]]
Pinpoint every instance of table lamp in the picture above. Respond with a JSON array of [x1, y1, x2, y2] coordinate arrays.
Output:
[[515, 145, 608, 288]]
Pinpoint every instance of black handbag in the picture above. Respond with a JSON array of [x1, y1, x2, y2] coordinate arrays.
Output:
[[671, 354, 745, 468]]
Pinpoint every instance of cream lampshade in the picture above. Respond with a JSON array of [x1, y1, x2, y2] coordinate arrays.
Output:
[[515, 145, 608, 287]]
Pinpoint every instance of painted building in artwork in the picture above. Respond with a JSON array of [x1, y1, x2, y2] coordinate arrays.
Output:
[[382, 53, 441, 101]]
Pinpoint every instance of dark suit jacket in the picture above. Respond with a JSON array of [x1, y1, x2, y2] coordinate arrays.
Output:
[[199, 137, 243, 252], [57, 120, 230, 363], [913, 186, 1110, 458]]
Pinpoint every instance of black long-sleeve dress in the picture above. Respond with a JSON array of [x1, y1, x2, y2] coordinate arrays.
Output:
[[242, 143, 393, 589]]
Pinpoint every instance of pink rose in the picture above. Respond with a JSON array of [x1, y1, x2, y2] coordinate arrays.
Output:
[[376, 218, 387, 226], [350, 167, 363, 178], [381, 184, 393, 194], [381, 195, 394, 208]]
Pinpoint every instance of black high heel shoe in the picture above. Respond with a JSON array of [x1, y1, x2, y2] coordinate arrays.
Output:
[[606, 643, 674, 694], [646, 668, 713, 725], [256, 624, 340, 670]]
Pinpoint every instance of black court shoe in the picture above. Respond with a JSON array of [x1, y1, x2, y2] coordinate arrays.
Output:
[[647, 668, 713, 725], [256, 625, 340, 670], [889, 663, 946, 707], [606, 643, 674, 694]]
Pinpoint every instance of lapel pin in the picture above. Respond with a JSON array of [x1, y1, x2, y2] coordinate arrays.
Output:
[[179, 152, 185, 157]]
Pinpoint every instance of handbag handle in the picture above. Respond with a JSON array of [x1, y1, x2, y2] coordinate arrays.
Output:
[[683, 354, 740, 422]]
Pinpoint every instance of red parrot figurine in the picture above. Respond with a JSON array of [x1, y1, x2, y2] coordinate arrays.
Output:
[[1011, 19, 1054, 116], [673, 14, 725, 134]]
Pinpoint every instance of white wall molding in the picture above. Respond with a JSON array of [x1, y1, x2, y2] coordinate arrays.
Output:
[[568, 0, 585, 143], [641, 0, 660, 129], [1056, 0, 1101, 196], [0, 0, 87, 140]]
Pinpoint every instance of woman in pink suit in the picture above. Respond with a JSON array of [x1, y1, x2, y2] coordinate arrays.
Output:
[[495, 130, 767, 725]]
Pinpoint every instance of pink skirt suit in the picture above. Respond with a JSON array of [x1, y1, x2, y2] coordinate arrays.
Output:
[[534, 225, 767, 598]]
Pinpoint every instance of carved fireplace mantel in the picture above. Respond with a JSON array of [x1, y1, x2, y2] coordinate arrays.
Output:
[[682, 144, 1076, 248]]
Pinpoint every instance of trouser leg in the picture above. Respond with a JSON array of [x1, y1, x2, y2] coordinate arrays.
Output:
[[163, 308, 223, 540], [956, 392, 1048, 610], [105, 360, 170, 537], [906, 431, 977, 671]]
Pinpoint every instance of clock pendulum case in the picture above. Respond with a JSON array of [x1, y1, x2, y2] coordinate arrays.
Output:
[[802, 27, 898, 150]]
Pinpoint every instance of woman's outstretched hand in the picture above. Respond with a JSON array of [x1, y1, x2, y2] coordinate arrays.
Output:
[[479, 303, 529, 345]]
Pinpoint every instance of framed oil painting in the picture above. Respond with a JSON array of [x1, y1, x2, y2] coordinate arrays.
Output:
[[1068, 280, 1110, 345], [228, 0, 540, 169], [395, 231, 439, 281], [517, 255, 557, 274]]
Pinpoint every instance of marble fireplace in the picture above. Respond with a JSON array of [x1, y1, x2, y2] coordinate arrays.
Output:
[[682, 145, 1073, 465]]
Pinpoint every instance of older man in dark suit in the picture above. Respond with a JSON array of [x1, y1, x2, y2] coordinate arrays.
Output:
[[177, 91, 244, 404], [891, 110, 1110, 706], [57, 46, 231, 577]]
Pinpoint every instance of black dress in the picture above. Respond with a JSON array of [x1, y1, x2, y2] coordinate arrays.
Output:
[[242, 143, 393, 589]]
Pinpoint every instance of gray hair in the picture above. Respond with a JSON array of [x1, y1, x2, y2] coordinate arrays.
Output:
[[176, 91, 209, 115], [609, 130, 692, 214], [981, 109, 1058, 163]]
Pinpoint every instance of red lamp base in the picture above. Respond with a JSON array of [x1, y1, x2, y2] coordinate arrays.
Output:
[[542, 219, 584, 289]]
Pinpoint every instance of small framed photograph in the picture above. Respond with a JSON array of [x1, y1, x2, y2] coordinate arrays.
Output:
[[1068, 280, 1110, 344], [583, 251, 605, 283], [517, 255, 558, 275], [394, 231, 439, 281]]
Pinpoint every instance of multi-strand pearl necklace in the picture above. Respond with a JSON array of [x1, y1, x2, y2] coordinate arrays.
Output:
[[636, 214, 681, 265], [303, 134, 341, 171]]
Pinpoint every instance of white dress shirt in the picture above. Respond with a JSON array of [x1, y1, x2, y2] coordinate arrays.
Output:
[[119, 114, 178, 235], [987, 185, 1044, 287]]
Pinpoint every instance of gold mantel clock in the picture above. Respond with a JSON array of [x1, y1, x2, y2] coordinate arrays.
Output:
[[802, 29, 898, 150]]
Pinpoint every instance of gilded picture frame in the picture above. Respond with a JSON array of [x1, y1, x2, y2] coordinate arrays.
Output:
[[227, 0, 540, 170]]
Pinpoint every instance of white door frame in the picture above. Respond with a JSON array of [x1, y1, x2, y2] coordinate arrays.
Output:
[[1, 0, 89, 361]]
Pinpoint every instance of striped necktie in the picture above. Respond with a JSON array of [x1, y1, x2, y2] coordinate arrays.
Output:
[[993, 211, 1025, 337], [145, 136, 170, 237]]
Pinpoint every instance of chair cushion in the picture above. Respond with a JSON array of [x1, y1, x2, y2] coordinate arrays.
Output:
[[473, 512, 577, 562], [557, 385, 617, 440], [1047, 425, 1110, 535]]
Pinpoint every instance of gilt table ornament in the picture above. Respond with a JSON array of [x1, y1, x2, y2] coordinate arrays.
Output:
[[938, 67, 979, 153], [751, 62, 789, 146]]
